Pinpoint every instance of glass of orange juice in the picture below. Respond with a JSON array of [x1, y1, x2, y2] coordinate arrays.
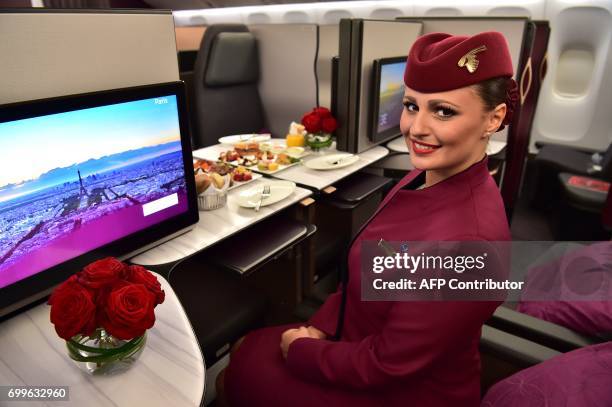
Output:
[[286, 133, 305, 147]]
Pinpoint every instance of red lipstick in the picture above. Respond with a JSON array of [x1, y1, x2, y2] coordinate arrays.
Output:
[[411, 139, 441, 154]]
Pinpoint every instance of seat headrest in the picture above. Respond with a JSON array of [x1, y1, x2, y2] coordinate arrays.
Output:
[[205, 32, 259, 87]]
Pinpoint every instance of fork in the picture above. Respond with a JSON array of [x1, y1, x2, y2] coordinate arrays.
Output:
[[255, 184, 271, 212], [330, 155, 354, 166]]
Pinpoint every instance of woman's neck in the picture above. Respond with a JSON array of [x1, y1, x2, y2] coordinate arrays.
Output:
[[424, 153, 486, 188]]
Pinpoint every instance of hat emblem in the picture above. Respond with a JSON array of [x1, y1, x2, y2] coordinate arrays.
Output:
[[457, 45, 487, 73]]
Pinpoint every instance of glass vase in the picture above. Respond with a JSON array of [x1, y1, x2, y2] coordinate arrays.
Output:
[[306, 133, 333, 153], [66, 328, 146, 375]]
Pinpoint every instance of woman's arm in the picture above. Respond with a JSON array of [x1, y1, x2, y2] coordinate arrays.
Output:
[[286, 301, 497, 390], [307, 288, 343, 336]]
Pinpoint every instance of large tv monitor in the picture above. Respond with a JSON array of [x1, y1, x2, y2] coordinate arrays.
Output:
[[369, 56, 407, 143], [0, 81, 198, 317]]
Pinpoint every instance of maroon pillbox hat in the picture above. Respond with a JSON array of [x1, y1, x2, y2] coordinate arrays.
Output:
[[404, 31, 514, 92]]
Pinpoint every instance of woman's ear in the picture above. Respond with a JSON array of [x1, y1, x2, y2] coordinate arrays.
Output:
[[486, 103, 507, 134]]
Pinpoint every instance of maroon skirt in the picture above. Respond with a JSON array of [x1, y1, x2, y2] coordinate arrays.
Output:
[[224, 323, 382, 407]]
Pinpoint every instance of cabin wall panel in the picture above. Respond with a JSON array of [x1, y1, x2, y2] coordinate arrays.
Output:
[[531, 0, 612, 151], [317, 24, 339, 110], [356, 21, 423, 153], [250, 24, 318, 138], [0, 12, 179, 105], [175, 26, 206, 51]]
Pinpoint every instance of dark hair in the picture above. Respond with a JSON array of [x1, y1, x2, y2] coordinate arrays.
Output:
[[473, 76, 511, 111], [473, 76, 518, 131]]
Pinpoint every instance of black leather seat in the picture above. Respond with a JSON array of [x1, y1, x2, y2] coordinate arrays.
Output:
[[192, 24, 267, 149], [558, 172, 609, 212], [527, 142, 612, 209], [169, 256, 267, 367], [169, 216, 315, 366], [367, 152, 413, 181], [556, 171, 610, 238], [294, 172, 393, 319]]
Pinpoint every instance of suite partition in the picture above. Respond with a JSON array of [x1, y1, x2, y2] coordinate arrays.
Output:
[[0, 9, 189, 317], [317, 24, 340, 112], [249, 24, 318, 139], [502, 20, 551, 219], [0, 9, 179, 104], [335, 19, 423, 154]]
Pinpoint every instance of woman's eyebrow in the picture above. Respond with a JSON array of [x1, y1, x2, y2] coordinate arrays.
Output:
[[428, 99, 460, 108], [403, 95, 416, 103]]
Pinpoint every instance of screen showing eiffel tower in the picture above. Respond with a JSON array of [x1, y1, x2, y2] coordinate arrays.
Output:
[[0, 95, 188, 289]]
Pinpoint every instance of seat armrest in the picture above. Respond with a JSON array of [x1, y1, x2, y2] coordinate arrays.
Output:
[[535, 141, 601, 155], [325, 172, 393, 204], [205, 217, 315, 275], [481, 325, 561, 367], [487, 306, 596, 352]]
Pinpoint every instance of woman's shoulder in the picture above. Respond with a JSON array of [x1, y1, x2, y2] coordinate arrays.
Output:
[[429, 176, 510, 241], [470, 177, 511, 240]]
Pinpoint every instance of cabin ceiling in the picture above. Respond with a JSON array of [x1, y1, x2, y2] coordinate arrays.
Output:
[[36, 0, 347, 9], [145, 0, 350, 9]]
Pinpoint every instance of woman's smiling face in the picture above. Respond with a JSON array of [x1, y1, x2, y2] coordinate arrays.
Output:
[[400, 85, 504, 184]]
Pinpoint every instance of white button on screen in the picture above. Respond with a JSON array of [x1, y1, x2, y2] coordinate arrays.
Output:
[[142, 193, 178, 216]]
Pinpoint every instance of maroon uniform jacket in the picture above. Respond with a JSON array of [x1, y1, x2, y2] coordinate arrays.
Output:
[[226, 157, 511, 407]]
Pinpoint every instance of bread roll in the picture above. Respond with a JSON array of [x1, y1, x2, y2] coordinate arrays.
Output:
[[211, 172, 225, 189], [195, 173, 211, 194]]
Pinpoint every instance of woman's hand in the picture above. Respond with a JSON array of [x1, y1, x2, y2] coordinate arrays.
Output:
[[280, 326, 326, 359], [306, 325, 327, 340]]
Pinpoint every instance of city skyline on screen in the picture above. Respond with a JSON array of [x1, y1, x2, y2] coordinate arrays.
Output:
[[0, 95, 181, 187]]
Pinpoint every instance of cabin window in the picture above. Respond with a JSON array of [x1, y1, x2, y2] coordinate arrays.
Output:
[[370, 8, 404, 20], [554, 47, 594, 98], [488, 7, 531, 18], [247, 13, 271, 24], [425, 8, 462, 17], [323, 10, 353, 24]]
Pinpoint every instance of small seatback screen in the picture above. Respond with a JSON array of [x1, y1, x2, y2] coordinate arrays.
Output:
[[370, 57, 407, 143]]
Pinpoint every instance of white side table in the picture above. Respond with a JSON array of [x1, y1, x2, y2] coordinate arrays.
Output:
[[0, 272, 205, 407]]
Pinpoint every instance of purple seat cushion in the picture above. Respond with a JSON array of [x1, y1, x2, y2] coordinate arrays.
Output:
[[518, 242, 612, 337], [481, 342, 612, 406], [517, 300, 612, 337]]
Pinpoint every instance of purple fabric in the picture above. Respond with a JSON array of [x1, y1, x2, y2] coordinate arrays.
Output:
[[518, 242, 612, 337], [481, 342, 612, 406], [518, 300, 612, 338]]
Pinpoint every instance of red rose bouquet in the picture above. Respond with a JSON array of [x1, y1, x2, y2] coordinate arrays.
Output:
[[48, 257, 164, 373], [300, 106, 338, 150]]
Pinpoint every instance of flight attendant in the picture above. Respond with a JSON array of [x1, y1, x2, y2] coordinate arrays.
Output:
[[219, 31, 517, 406]]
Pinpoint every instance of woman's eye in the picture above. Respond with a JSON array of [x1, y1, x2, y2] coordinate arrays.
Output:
[[404, 103, 418, 112], [435, 107, 456, 118]]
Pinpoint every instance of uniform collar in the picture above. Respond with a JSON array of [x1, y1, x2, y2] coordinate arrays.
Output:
[[399, 156, 489, 192]]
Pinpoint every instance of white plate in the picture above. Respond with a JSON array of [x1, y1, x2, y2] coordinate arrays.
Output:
[[236, 181, 296, 208], [228, 173, 262, 190], [249, 160, 302, 175], [218, 134, 271, 145], [193, 159, 262, 190], [303, 153, 359, 170]]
